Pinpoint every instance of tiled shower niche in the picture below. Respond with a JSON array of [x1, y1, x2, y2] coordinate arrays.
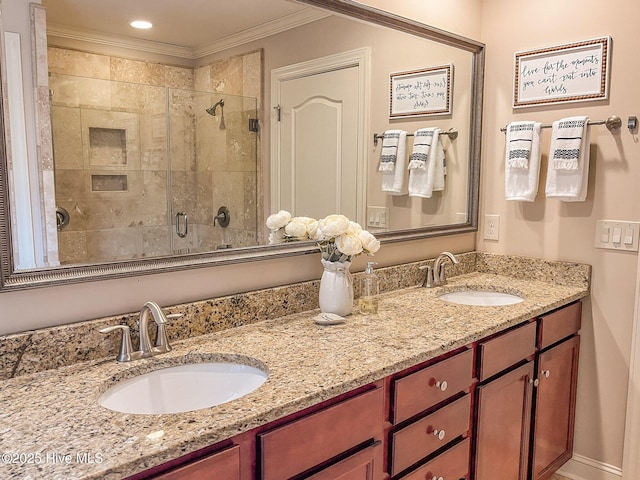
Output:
[[50, 73, 258, 265], [88, 127, 127, 166]]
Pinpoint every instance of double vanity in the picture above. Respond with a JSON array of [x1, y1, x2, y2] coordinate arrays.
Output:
[[0, 252, 590, 479]]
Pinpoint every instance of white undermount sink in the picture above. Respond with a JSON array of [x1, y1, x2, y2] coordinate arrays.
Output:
[[98, 361, 268, 415], [438, 289, 524, 306]]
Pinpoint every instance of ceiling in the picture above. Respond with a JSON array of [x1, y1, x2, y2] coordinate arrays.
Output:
[[41, 0, 329, 58]]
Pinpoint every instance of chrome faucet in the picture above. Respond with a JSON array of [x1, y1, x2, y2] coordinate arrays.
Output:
[[100, 301, 179, 362], [421, 251, 459, 288]]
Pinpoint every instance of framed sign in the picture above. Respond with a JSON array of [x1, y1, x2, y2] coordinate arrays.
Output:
[[513, 36, 611, 108], [389, 64, 453, 118]]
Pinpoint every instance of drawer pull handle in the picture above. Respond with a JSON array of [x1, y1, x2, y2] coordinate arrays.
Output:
[[432, 428, 446, 440], [541, 369, 551, 378], [434, 380, 448, 392]]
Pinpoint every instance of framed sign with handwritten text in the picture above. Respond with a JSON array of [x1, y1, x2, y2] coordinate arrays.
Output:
[[389, 64, 453, 118], [513, 37, 611, 108]]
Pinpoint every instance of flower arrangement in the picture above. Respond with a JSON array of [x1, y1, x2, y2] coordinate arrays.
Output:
[[266, 210, 380, 262]]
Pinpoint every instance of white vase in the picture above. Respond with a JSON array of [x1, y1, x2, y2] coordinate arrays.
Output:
[[319, 259, 354, 316]]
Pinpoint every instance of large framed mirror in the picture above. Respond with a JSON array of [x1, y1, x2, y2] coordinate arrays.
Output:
[[0, 0, 484, 290]]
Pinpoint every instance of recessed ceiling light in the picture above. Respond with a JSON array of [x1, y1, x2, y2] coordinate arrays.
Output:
[[130, 20, 152, 29]]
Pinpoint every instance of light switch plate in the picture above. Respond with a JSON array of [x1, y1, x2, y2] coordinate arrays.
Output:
[[367, 206, 389, 229], [595, 220, 640, 251]]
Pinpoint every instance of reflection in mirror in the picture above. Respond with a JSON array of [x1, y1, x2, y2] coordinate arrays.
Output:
[[51, 74, 258, 264], [0, 0, 483, 289]]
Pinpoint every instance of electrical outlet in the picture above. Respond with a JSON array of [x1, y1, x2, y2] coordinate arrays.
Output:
[[484, 214, 500, 241]]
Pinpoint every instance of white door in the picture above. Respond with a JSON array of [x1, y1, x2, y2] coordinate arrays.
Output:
[[272, 49, 369, 224]]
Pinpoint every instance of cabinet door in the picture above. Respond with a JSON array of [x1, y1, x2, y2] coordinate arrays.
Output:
[[474, 362, 534, 480], [150, 445, 240, 480], [532, 336, 580, 479]]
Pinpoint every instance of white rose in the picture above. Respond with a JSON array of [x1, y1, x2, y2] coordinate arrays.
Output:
[[307, 220, 323, 241], [358, 230, 380, 254], [268, 229, 285, 244], [266, 210, 291, 230], [319, 214, 350, 237], [335, 232, 363, 256], [347, 221, 363, 235], [285, 217, 309, 239]]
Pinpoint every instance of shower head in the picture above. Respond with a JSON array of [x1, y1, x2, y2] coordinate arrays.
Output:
[[206, 99, 224, 116]]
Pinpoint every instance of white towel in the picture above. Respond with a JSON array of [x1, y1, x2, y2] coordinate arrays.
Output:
[[505, 121, 542, 202], [380, 130, 408, 195], [378, 130, 404, 172], [506, 121, 536, 169], [408, 128, 444, 198], [545, 116, 590, 202]]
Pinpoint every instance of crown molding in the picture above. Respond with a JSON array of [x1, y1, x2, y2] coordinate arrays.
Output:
[[192, 8, 330, 58], [46, 8, 330, 61]]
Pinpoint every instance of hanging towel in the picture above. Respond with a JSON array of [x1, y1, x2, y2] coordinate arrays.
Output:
[[545, 116, 590, 202], [380, 130, 408, 195], [504, 121, 542, 202], [378, 130, 404, 172], [408, 128, 443, 198]]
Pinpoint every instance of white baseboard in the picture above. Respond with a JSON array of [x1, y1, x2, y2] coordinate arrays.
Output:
[[557, 454, 622, 480]]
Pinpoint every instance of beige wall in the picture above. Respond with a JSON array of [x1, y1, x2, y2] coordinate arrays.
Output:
[[477, 0, 640, 472]]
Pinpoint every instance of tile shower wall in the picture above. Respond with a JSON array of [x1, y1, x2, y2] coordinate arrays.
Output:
[[192, 54, 261, 251], [47, 47, 261, 263]]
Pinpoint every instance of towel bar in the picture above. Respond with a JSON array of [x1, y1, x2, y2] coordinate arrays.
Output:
[[500, 115, 622, 133], [373, 127, 458, 147]]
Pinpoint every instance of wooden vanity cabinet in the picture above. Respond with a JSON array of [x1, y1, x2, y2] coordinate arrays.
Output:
[[136, 302, 581, 480], [531, 303, 581, 480], [473, 301, 582, 480], [474, 322, 537, 480]]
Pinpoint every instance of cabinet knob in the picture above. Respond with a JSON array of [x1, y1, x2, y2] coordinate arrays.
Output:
[[529, 378, 539, 387], [430, 476, 444, 480], [434, 380, 448, 392], [432, 428, 446, 440], [541, 369, 550, 378]]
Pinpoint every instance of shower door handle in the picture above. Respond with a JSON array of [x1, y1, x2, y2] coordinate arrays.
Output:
[[176, 212, 188, 238]]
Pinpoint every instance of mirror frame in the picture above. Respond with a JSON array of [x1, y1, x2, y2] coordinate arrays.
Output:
[[0, 0, 484, 291]]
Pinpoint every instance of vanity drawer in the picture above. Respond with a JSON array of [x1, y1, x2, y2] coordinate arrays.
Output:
[[151, 445, 240, 480], [538, 301, 582, 349], [401, 437, 470, 480], [390, 394, 471, 476], [258, 386, 384, 480], [478, 321, 536, 381], [392, 349, 473, 424]]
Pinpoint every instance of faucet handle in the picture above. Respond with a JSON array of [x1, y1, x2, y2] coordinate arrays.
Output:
[[419, 265, 435, 288], [153, 312, 182, 354], [99, 325, 134, 362]]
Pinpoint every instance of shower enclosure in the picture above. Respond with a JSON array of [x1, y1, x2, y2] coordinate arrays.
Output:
[[49, 73, 258, 265]]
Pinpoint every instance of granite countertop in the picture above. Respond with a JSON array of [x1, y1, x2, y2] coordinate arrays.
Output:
[[0, 270, 589, 480]]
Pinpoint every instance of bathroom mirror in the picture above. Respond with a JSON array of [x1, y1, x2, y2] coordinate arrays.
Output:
[[0, 0, 483, 290]]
